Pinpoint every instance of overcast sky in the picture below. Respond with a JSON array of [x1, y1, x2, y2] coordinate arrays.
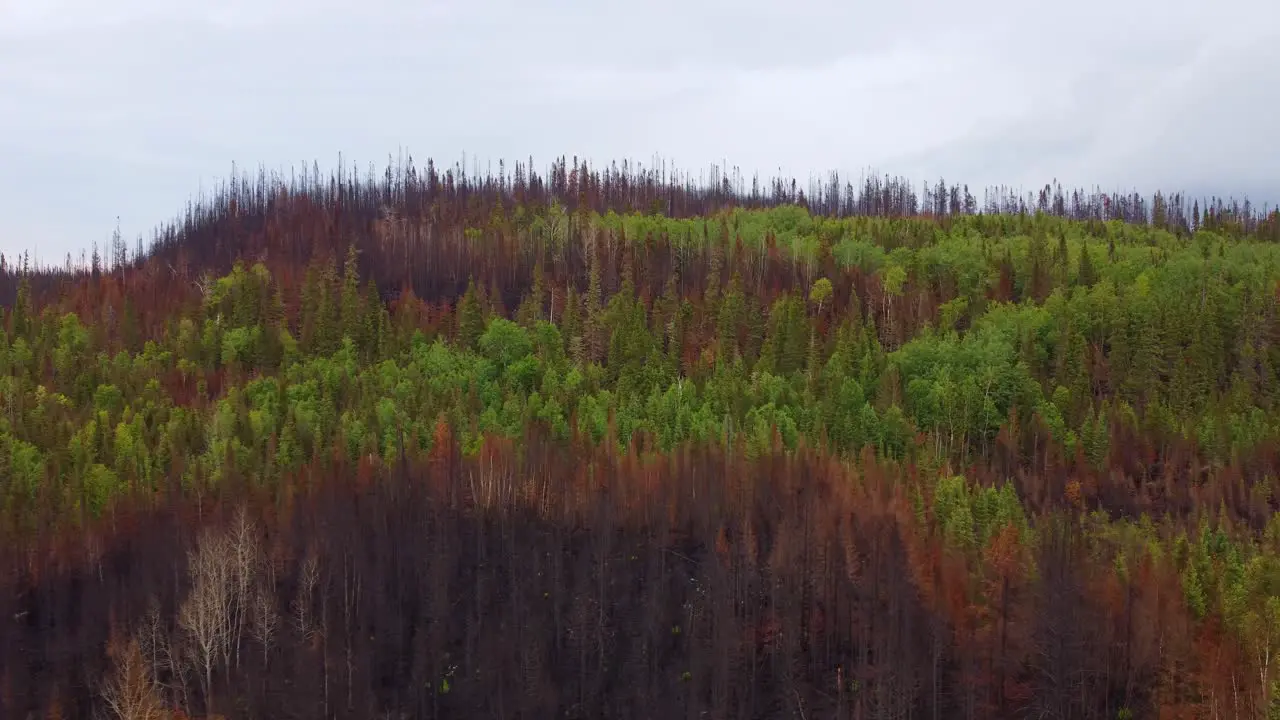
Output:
[[2, 0, 1278, 263]]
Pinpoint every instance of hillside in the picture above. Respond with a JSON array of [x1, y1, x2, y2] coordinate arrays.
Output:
[[3, 157, 1280, 718]]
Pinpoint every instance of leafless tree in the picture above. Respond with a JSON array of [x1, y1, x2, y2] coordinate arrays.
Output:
[[249, 585, 279, 667], [193, 271, 214, 302], [179, 525, 233, 715], [249, 539, 281, 670], [134, 599, 191, 714], [228, 506, 262, 669], [294, 548, 320, 642], [100, 635, 167, 720]]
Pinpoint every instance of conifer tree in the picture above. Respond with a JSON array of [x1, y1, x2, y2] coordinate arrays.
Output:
[[456, 278, 485, 352], [317, 256, 340, 356], [717, 274, 746, 360], [516, 262, 546, 329], [10, 274, 31, 341], [584, 241, 605, 364], [299, 256, 321, 355], [340, 243, 363, 345], [1055, 233, 1070, 287], [561, 283, 582, 363], [362, 278, 387, 360], [1026, 230, 1051, 301], [1077, 242, 1098, 288], [653, 273, 680, 355]]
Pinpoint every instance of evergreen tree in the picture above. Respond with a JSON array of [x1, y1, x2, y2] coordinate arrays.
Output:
[[316, 255, 341, 356], [362, 279, 388, 361], [1026, 229, 1051, 301], [340, 243, 363, 345], [516, 261, 546, 329], [716, 274, 745, 360], [456, 278, 485, 352], [760, 294, 809, 375], [1055, 233, 1070, 287], [562, 283, 583, 364], [1077, 242, 1098, 288], [584, 242, 605, 364], [10, 274, 31, 341]]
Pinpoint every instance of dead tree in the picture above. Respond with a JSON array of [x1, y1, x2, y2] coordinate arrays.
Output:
[[178, 526, 233, 715], [100, 635, 167, 720]]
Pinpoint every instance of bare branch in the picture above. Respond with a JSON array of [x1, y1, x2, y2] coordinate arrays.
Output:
[[178, 526, 233, 715], [100, 636, 167, 720]]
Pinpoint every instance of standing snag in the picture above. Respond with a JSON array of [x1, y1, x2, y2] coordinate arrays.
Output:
[[179, 525, 234, 715], [227, 506, 262, 669], [100, 635, 166, 720], [249, 586, 279, 667]]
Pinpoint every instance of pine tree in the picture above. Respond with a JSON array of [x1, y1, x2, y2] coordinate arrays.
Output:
[[516, 262, 545, 329], [717, 274, 746, 360], [1055, 233, 1070, 287], [1026, 230, 1051, 301], [456, 278, 485, 352], [340, 243, 363, 345], [1077, 242, 1098, 288], [485, 279, 506, 320], [562, 283, 582, 363], [760, 294, 808, 375], [316, 254, 340, 356], [584, 242, 605, 364], [362, 279, 387, 361], [10, 274, 31, 341], [652, 273, 680, 356], [705, 225, 724, 326], [299, 256, 321, 354]]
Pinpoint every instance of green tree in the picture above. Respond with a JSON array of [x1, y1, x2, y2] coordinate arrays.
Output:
[[809, 277, 833, 316], [340, 243, 363, 345], [456, 278, 486, 352], [1077, 242, 1098, 287], [10, 274, 31, 341]]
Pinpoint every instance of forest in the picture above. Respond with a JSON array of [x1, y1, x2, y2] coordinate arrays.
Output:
[[3, 156, 1280, 718]]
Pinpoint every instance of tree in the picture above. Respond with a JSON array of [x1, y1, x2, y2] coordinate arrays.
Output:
[[516, 261, 546, 329], [479, 318, 533, 371], [1077, 242, 1098, 288], [100, 635, 167, 720], [584, 242, 605, 364], [809, 277, 833, 317], [179, 526, 233, 715], [293, 549, 320, 642], [227, 507, 262, 669], [10, 274, 31, 341], [249, 584, 279, 667], [111, 219, 127, 276], [1055, 233, 1070, 287], [340, 243, 363, 345], [456, 278, 485, 352]]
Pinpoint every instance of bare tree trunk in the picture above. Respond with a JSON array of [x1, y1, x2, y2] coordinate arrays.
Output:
[[178, 526, 234, 718], [250, 585, 279, 667], [228, 506, 262, 671]]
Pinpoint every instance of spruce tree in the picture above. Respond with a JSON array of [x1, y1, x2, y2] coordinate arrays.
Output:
[[584, 243, 604, 364], [456, 278, 485, 352], [516, 262, 545, 329], [316, 255, 340, 356], [340, 243, 363, 345], [11, 274, 31, 341], [562, 283, 582, 363], [1077, 242, 1098, 288]]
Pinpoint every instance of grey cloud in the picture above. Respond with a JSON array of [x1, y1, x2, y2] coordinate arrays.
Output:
[[1, 0, 1278, 260]]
